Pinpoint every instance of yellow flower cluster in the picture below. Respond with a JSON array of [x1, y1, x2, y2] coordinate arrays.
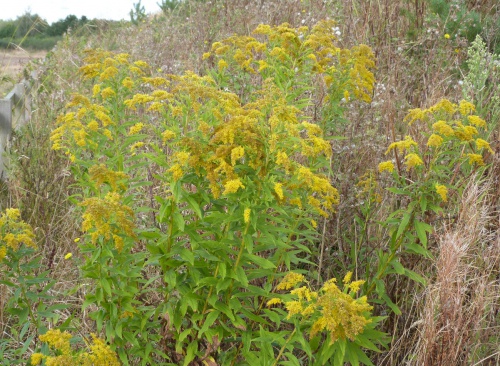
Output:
[[404, 153, 424, 170], [378, 161, 394, 173], [383, 99, 493, 179], [435, 183, 448, 202], [385, 135, 418, 154], [51, 49, 156, 159], [0, 208, 36, 262], [55, 28, 343, 226], [89, 164, 128, 191], [31, 330, 119, 366], [81, 192, 135, 250], [273, 272, 372, 343], [204, 21, 375, 103]]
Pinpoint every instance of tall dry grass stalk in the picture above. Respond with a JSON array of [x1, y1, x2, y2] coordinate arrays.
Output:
[[411, 177, 500, 365]]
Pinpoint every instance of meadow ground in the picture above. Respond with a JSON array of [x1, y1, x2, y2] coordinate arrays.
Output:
[[0, 49, 46, 95]]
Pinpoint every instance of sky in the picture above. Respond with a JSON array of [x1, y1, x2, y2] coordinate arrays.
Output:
[[0, 0, 162, 24]]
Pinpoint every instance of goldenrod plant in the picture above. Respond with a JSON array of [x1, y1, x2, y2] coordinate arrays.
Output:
[[47, 21, 382, 365], [373, 98, 493, 312]]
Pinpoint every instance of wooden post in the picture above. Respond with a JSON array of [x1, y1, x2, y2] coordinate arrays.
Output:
[[12, 83, 26, 129], [0, 95, 13, 179]]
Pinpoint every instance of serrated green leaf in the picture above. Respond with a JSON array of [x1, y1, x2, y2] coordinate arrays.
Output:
[[173, 211, 185, 232], [390, 259, 405, 275], [404, 268, 427, 285], [199, 310, 220, 336], [396, 213, 411, 238], [414, 220, 428, 248]]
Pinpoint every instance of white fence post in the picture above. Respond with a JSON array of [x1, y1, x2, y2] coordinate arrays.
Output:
[[0, 80, 33, 179], [0, 95, 13, 179]]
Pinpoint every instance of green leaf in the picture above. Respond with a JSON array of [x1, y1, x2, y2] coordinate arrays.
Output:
[[381, 293, 401, 315], [390, 259, 405, 275], [199, 310, 220, 336], [183, 340, 198, 366], [405, 242, 431, 257], [100, 278, 112, 296], [231, 266, 249, 287], [179, 248, 194, 266], [173, 211, 185, 232], [396, 213, 411, 239], [242, 253, 276, 269], [414, 219, 432, 248], [116, 321, 123, 339], [419, 195, 428, 212], [184, 194, 203, 219], [213, 301, 235, 321], [404, 268, 427, 285]]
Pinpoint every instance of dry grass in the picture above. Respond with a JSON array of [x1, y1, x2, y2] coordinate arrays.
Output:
[[406, 178, 500, 365]]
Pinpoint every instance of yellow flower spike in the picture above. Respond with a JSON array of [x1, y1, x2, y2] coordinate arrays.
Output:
[[223, 178, 245, 195], [468, 115, 487, 129], [285, 301, 304, 319], [64, 253, 72, 260], [310, 219, 317, 229], [277, 272, 305, 291], [404, 153, 424, 170], [103, 129, 113, 140], [161, 130, 176, 144], [467, 153, 485, 166], [385, 136, 418, 154], [134, 60, 149, 68], [122, 77, 134, 89], [378, 161, 394, 173], [432, 120, 455, 136], [343, 271, 353, 284], [113, 234, 124, 252], [99, 66, 119, 81], [128, 123, 144, 135], [274, 182, 284, 200], [87, 120, 99, 131], [92, 84, 101, 97], [39, 329, 72, 355], [459, 100, 475, 115], [101, 87, 116, 99], [218, 59, 228, 70], [168, 164, 183, 181], [0, 246, 7, 262], [427, 133, 444, 147], [243, 208, 251, 224], [89, 164, 128, 191], [266, 298, 282, 307], [349, 280, 365, 293], [435, 183, 448, 202], [476, 138, 494, 154], [30, 353, 44, 365], [230, 146, 245, 166]]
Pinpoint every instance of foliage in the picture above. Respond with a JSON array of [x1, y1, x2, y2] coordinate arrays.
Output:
[[130, 1, 147, 25], [0, 209, 69, 365]]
